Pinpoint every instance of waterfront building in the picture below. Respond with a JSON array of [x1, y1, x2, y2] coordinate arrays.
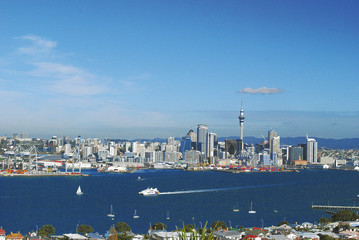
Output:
[[306, 137, 318, 164], [288, 146, 304, 165], [145, 151, 163, 163], [197, 124, 208, 154], [83, 146, 93, 158], [184, 150, 201, 163], [98, 149, 109, 161], [163, 151, 180, 162], [320, 156, 335, 166], [259, 152, 271, 166]]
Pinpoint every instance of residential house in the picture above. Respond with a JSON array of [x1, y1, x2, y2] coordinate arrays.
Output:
[[243, 227, 271, 240], [296, 232, 319, 240], [339, 230, 359, 239], [63, 234, 89, 240], [0, 228, 5, 240], [6, 232, 23, 240], [213, 229, 244, 240], [86, 233, 104, 240], [131, 235, 144, 240]]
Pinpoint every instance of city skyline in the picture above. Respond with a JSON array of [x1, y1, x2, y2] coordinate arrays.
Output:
[[0, 1, 358, 139]]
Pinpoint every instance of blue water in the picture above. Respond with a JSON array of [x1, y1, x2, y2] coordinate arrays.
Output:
[[0, 169, 358, 234]]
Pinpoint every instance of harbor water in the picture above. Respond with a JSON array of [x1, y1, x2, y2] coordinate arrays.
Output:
[[0, 169, 358, 234]]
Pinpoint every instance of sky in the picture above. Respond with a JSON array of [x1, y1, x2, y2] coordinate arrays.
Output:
[[0, 0, 358, 140]]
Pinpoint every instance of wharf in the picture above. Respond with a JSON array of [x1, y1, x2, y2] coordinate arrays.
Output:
[[0, 172, 91, 177], [312, 204, 359, 211]]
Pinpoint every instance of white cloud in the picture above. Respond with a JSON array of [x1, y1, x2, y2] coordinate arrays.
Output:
[[16, 35, 57, 56], [31, 62, 108, 96], [238, 87, 283, 94]]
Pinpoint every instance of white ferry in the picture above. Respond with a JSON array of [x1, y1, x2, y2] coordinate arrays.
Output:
[[139, 187, 160, 196]]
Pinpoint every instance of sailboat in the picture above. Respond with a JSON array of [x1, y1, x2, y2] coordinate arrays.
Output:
[[107, 205, 115, 218], [274, 204, 278, 213], [249, 201, 256, 214], [133, 209, 139, 219], [233, 203, 239, 212], [166, 211, 170, 220], [76, 185, 83, 195]]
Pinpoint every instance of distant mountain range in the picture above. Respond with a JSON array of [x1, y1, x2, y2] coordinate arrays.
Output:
[[111, 137, 359, 150]]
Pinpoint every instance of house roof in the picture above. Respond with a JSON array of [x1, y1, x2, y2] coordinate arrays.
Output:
[[87, 233, 104, 239], [0, 228, 5, 235], [63, 234, 89, 240], [6, 232, 23, 239]]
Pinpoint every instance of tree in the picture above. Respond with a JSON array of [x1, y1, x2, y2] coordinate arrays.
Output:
[[318, 234, 336, 240], [183, 224, 194, 232], [318, 217, 331, 225], [108, 226, 118, 240], [331, 210, 359, 222], [210, 221, 227, 230], [152, 222, 167, 230], [278, 221, 290, 226], [116, 222, 131, 233], [39, 225, 55, 237], [77, 225, 94, 234]]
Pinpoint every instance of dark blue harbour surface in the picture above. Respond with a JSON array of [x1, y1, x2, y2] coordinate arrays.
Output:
[[0, 169, 358, 234]]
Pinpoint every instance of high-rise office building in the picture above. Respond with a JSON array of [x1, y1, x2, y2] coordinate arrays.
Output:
[[186, 129, 197, 150], [225, 139, 236, 155], [268, 129, 277, 150], [271, 136, 281, 155], [306, 137, 318, 164], [206, 132, 217, 159], [180, 136, 192, 154], [288, 146, 304, 165], [197, 124, 208, 154]]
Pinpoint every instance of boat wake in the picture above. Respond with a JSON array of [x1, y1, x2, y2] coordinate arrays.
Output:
[[159, 183, 289, 195]]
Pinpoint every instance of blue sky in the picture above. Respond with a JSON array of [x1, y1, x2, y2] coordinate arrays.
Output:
[[0, 0, 358, 139]]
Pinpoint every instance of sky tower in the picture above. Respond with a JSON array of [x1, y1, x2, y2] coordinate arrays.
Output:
[[238, 99, 245, 142]]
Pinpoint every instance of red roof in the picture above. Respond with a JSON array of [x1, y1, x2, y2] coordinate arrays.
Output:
[[0, 228, 5, 235]]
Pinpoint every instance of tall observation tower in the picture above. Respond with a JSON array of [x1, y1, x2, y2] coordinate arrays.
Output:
[[238, 99, 245, 141]]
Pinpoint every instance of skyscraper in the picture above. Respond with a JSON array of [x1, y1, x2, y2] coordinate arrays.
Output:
[[306, 137, 318, 164], [197, 124, 208, 154], [268, 129, 278, 150], [206, 132, 217, 160], [186, 129, 197, 150], [288, 146, 304, 165]]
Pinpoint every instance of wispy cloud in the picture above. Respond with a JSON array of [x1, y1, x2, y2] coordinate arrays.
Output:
[[120, 73, 151, 87], [30, 62, 108, 96], [13, 35, 111, 96], [16, 35, 57, 56], [238, 87, 283, 94]]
